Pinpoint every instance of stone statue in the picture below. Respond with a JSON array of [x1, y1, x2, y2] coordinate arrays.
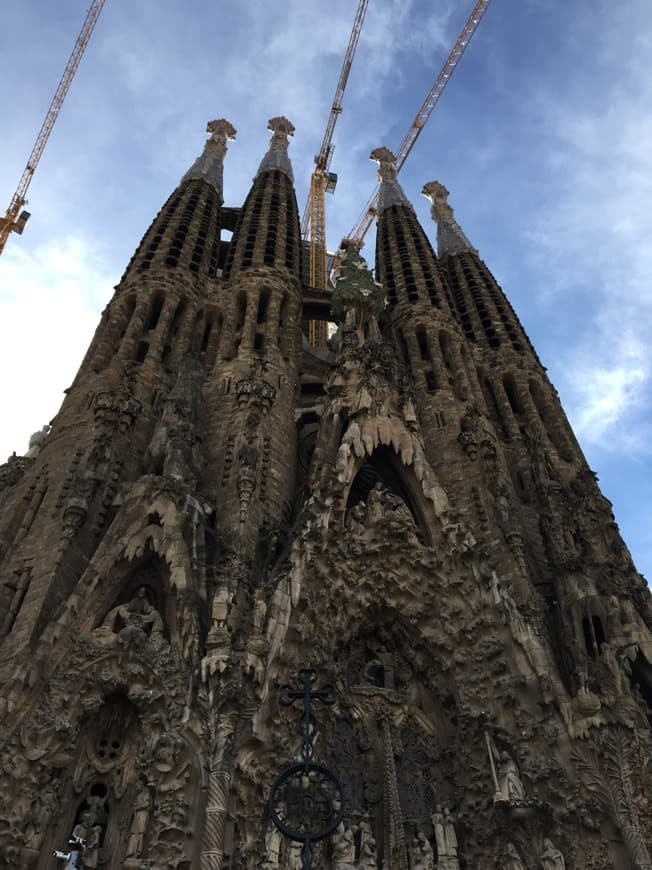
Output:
[[410, 830, 434, 870], [432, 805, 459, 870], [72, 809, 103, 869], [496, 749, 526, 803], [260, 822, 281, 869], [540, 837, 566, 870], [333, 822, 356, 869], [94, 586, 165, 650], [24, 776, 60, 849], [26, 425, 50, 458], [359, 826, 378, 869], [503, 841, 525, 870], [124, 779, 152, 860], [287, 840, 303, 870]]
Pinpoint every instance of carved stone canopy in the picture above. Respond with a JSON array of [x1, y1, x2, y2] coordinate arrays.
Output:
[[421, 179, 477, 256], [370, 146, 414, 214], [257, 116, 296, 180], [179, 116, 237, 197]]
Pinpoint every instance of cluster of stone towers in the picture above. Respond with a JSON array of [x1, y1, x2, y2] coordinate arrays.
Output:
[[0, 116, 650, 870]]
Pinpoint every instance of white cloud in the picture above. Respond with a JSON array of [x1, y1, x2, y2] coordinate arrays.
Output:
[[0, 236, 112, 461]]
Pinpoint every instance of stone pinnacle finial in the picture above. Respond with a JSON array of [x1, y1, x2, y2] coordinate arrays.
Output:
[[370, 147, 414, 214], [179, 117, 237, 200], [256, 116, 295, 181], [422, 180, 477, 256]]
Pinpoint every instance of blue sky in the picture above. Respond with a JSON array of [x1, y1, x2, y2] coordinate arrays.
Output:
[[0, 0, 650, 580]]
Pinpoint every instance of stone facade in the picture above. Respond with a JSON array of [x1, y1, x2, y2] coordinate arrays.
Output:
[[0, 120, 650, 870]]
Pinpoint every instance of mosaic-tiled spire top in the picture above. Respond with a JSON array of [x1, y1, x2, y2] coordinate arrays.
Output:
[[256, 116, 295, 181], [180, 119, 237, 202], [371, 147, 414, 214], [332, 242, 385, 324], [422, 180, 478, 257]]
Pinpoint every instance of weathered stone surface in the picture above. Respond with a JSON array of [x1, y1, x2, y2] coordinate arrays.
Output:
[[0, 120, 650, 870]]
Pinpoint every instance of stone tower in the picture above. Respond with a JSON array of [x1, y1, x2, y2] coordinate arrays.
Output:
[[0, 121, 650, 870]]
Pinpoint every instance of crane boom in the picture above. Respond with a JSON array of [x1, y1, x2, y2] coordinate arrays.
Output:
[[0, 0, 106, 256], [301, 0, 369, 318], [344, 0, 493, 246]]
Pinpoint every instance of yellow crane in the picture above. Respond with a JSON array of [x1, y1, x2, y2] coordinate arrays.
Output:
[[342, 0, 493, 249], [301, 0, 369, 346], [0, 0, 106, 257]]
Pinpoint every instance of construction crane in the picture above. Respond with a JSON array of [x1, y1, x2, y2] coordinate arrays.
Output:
[[342, 0, 493, 248], [301, 0, 369, 346], [0, 0, 106, 257]]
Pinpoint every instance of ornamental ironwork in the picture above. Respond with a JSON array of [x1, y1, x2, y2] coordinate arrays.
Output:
[[268, 668, 345, 869]]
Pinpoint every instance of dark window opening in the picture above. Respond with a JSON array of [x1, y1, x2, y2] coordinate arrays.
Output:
[[439, 331, 453, 371], [416, 328, 431, 361], [135, 341, 149, 363], [593, 616, 606, 647], [582, 617, 595, 659], [145, 294, 164, 332], [253, 333, 265, 352], [201, 318, 212, 353], [257, 287, 271, 324], [503, 374, 523, 415], [425, 370, 437, 392], [235, 291, 247, 332]]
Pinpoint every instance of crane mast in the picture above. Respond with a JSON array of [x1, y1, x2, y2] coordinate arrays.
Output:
[[0, 0, 106, 256], [343, 0, 493, 247], [301, 0, 369, 342]]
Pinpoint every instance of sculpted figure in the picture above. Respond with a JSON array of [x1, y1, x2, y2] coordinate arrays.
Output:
[[410, 831, 434, 870], [287, 840, 303, 870], [540, 837, 566, 870], [24, 777, 60, 849], [124, 779, 152, 860], [497, 750, 526, 803], [359, 827, 378, 869], [503, 841, 525, 870], [260, 822, 281, 869], [432, 805, 459, 870], [333, 822, 356, 869], [94, 586, 165, 650]]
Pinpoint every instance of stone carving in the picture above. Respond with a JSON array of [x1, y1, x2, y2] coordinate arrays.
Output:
[[486, 735, 527, 807], [410, 830, 434, 870], [573, 730, 652, 870], [359, 823, 378, 869], [124, 778, 153, 862], [260, 821, 281, 869], [23, 775, 60, 850], [287, 839, 303, 870], [26, 425, 50, 458], [503, 841, 525, 870], [93, 586, 165, 650], [539, 838, 566, 870], [432, 806, 459, 870], [496, 749, 526, 804], [71, 804, 105, 869], [333, 822, 356, 869], [237, 441, 259, 523]]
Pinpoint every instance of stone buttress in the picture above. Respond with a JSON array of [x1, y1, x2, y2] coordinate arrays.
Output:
[[0, 119, 650, 870]]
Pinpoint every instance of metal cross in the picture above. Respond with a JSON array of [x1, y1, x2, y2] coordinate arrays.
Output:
[[279, 667, 335, 766], [269, 667, 343, 870]]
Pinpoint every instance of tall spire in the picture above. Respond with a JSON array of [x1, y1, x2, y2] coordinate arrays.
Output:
[[180, 118, 237, 201], [422, 180, 477, 256], [371, 147, 413, 214], [256, 116, 295, 181]]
